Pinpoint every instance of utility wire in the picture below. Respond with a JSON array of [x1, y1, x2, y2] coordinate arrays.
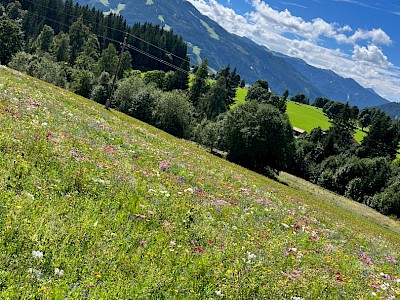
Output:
[[21, 0, 191, 64], [23, 12, 193, 77]]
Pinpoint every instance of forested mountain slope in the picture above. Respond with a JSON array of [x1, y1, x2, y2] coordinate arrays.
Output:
[[75, 0, 389, 108]]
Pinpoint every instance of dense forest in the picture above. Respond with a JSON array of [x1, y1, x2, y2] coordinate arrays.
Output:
[[1, 0, 400, 217]]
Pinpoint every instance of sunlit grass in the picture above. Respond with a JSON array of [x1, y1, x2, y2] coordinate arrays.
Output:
[[235, 89, 367, 142], [1, 66, 399, 299]]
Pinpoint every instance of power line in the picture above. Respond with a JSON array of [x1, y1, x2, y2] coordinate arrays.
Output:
[[23, 12, 192, 76], [21, 0, 191, 65]]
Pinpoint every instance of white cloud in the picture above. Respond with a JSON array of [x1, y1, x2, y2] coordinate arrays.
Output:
[[187, 0, 400, 102], [348, 28, 392, 45], [352, 45, 392, 67]]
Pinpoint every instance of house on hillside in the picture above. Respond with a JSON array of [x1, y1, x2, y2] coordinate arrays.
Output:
[[293, 127, 305, 137]]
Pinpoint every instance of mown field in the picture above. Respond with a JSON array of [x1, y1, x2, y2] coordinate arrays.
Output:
[[234, 88, 367, 142], [1, 66, 399, 299]]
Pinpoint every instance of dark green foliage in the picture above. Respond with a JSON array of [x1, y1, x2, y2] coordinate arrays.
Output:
[[9, 51, 67, 86], [371, 174, 400, 216], [358, 109, 372, 131], [119, 50, 132, 78], [152, 90, 194, 139], [323, 101, 345, 120], [113, 76, 159, 124], [82, 34, 100, 61], [357, 110, 400, 159], [143, 70, 166, 89], [282, 89, 289, 101], [291, 93, 309, 105], [194, 119, 222, 153], [189, 59, 209, 108], [16, 0, 188, 73], [68, 17, 90, 64], [221, 101, 295, 174], [291, 127, 325, 178], [97, 43, 118, 78], [5, 1, 23, 20], [312, 155, 393, 203], [32, 24, 54, 53], [312, 97, 330, 108], [199, 76, 228, 120], [215, 65, 241, 107], [246, 80, 271, 102], [51, 31, 70, 62], [246, 80, 286, 112], [71, 69, 94, 98], [91, 71, 111, 105], [0, 16, 23, 64], [163, 60, 189, 91]]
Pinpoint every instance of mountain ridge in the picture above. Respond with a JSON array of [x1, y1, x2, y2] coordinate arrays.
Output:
[[75, 0, 390, 108]]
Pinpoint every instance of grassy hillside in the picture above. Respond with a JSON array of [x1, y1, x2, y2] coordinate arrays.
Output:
[[234, 88, 367, 142], [286, 101, 331, 131], [1, 66, 400, 299]]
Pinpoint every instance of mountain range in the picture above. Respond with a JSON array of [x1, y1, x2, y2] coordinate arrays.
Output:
[[76, 0, 390, 108]]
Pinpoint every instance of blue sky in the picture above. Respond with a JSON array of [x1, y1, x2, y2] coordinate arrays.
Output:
[[187, 0, 400, 102]]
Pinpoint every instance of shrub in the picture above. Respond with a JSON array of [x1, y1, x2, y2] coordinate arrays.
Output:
[[152, 90, 194, 139], [220, 101, 295, 174]]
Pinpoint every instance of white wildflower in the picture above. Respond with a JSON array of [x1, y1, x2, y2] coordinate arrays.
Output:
[[184, 188, 194, 194], [281, 223, 290, 229], [215, 290, 224, 297], [24, 192, 35, 200], [28, 268, 42, 278], [54, 268, 64, 277], [160, 190, 170, 197], [32, 250, 43, 259]]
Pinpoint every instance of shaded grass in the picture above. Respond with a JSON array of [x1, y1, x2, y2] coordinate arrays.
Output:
[[279, 172, 400, 238]]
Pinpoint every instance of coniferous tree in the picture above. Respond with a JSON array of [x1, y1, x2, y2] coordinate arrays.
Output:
[[51, 31, 70, 62], [189, 59, 209, 108], [97, 43, 118, 77], [199, 76, 228, 120], [358, 110, 400, 159], [32, 24, 54, 53], [68, 16, 90, 64], [0, 16, 23, 64]]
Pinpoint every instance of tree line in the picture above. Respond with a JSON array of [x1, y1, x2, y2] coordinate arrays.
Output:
[[1, 0, 400, 217]]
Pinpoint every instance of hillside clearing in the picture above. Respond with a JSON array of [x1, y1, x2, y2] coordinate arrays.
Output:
[[1, 66, 399, 299], [235, 88, 367, 142]]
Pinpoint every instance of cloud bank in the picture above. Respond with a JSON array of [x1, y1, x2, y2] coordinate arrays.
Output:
[[187, 0, 400, 102]]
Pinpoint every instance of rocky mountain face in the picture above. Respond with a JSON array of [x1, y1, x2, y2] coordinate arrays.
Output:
[[77, 0, 389, 108]]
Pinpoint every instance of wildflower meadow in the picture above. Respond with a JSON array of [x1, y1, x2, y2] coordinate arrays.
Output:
[[1, 66, 399, 299]]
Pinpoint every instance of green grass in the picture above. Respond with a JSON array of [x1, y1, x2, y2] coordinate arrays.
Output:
[[1, 66, 400, 299], [286, 101, 331, 131], [234, 89, 367, 142]]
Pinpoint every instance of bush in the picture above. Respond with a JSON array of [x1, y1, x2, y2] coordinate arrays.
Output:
[[312, 154, 393, 203], [193, 118, 223, 153], [9, 52, 67, 87], [113, 76, 160, 124], [152, 90, 194, 139], [370, 176, 400, 217], [220, 101, 295, 174]]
